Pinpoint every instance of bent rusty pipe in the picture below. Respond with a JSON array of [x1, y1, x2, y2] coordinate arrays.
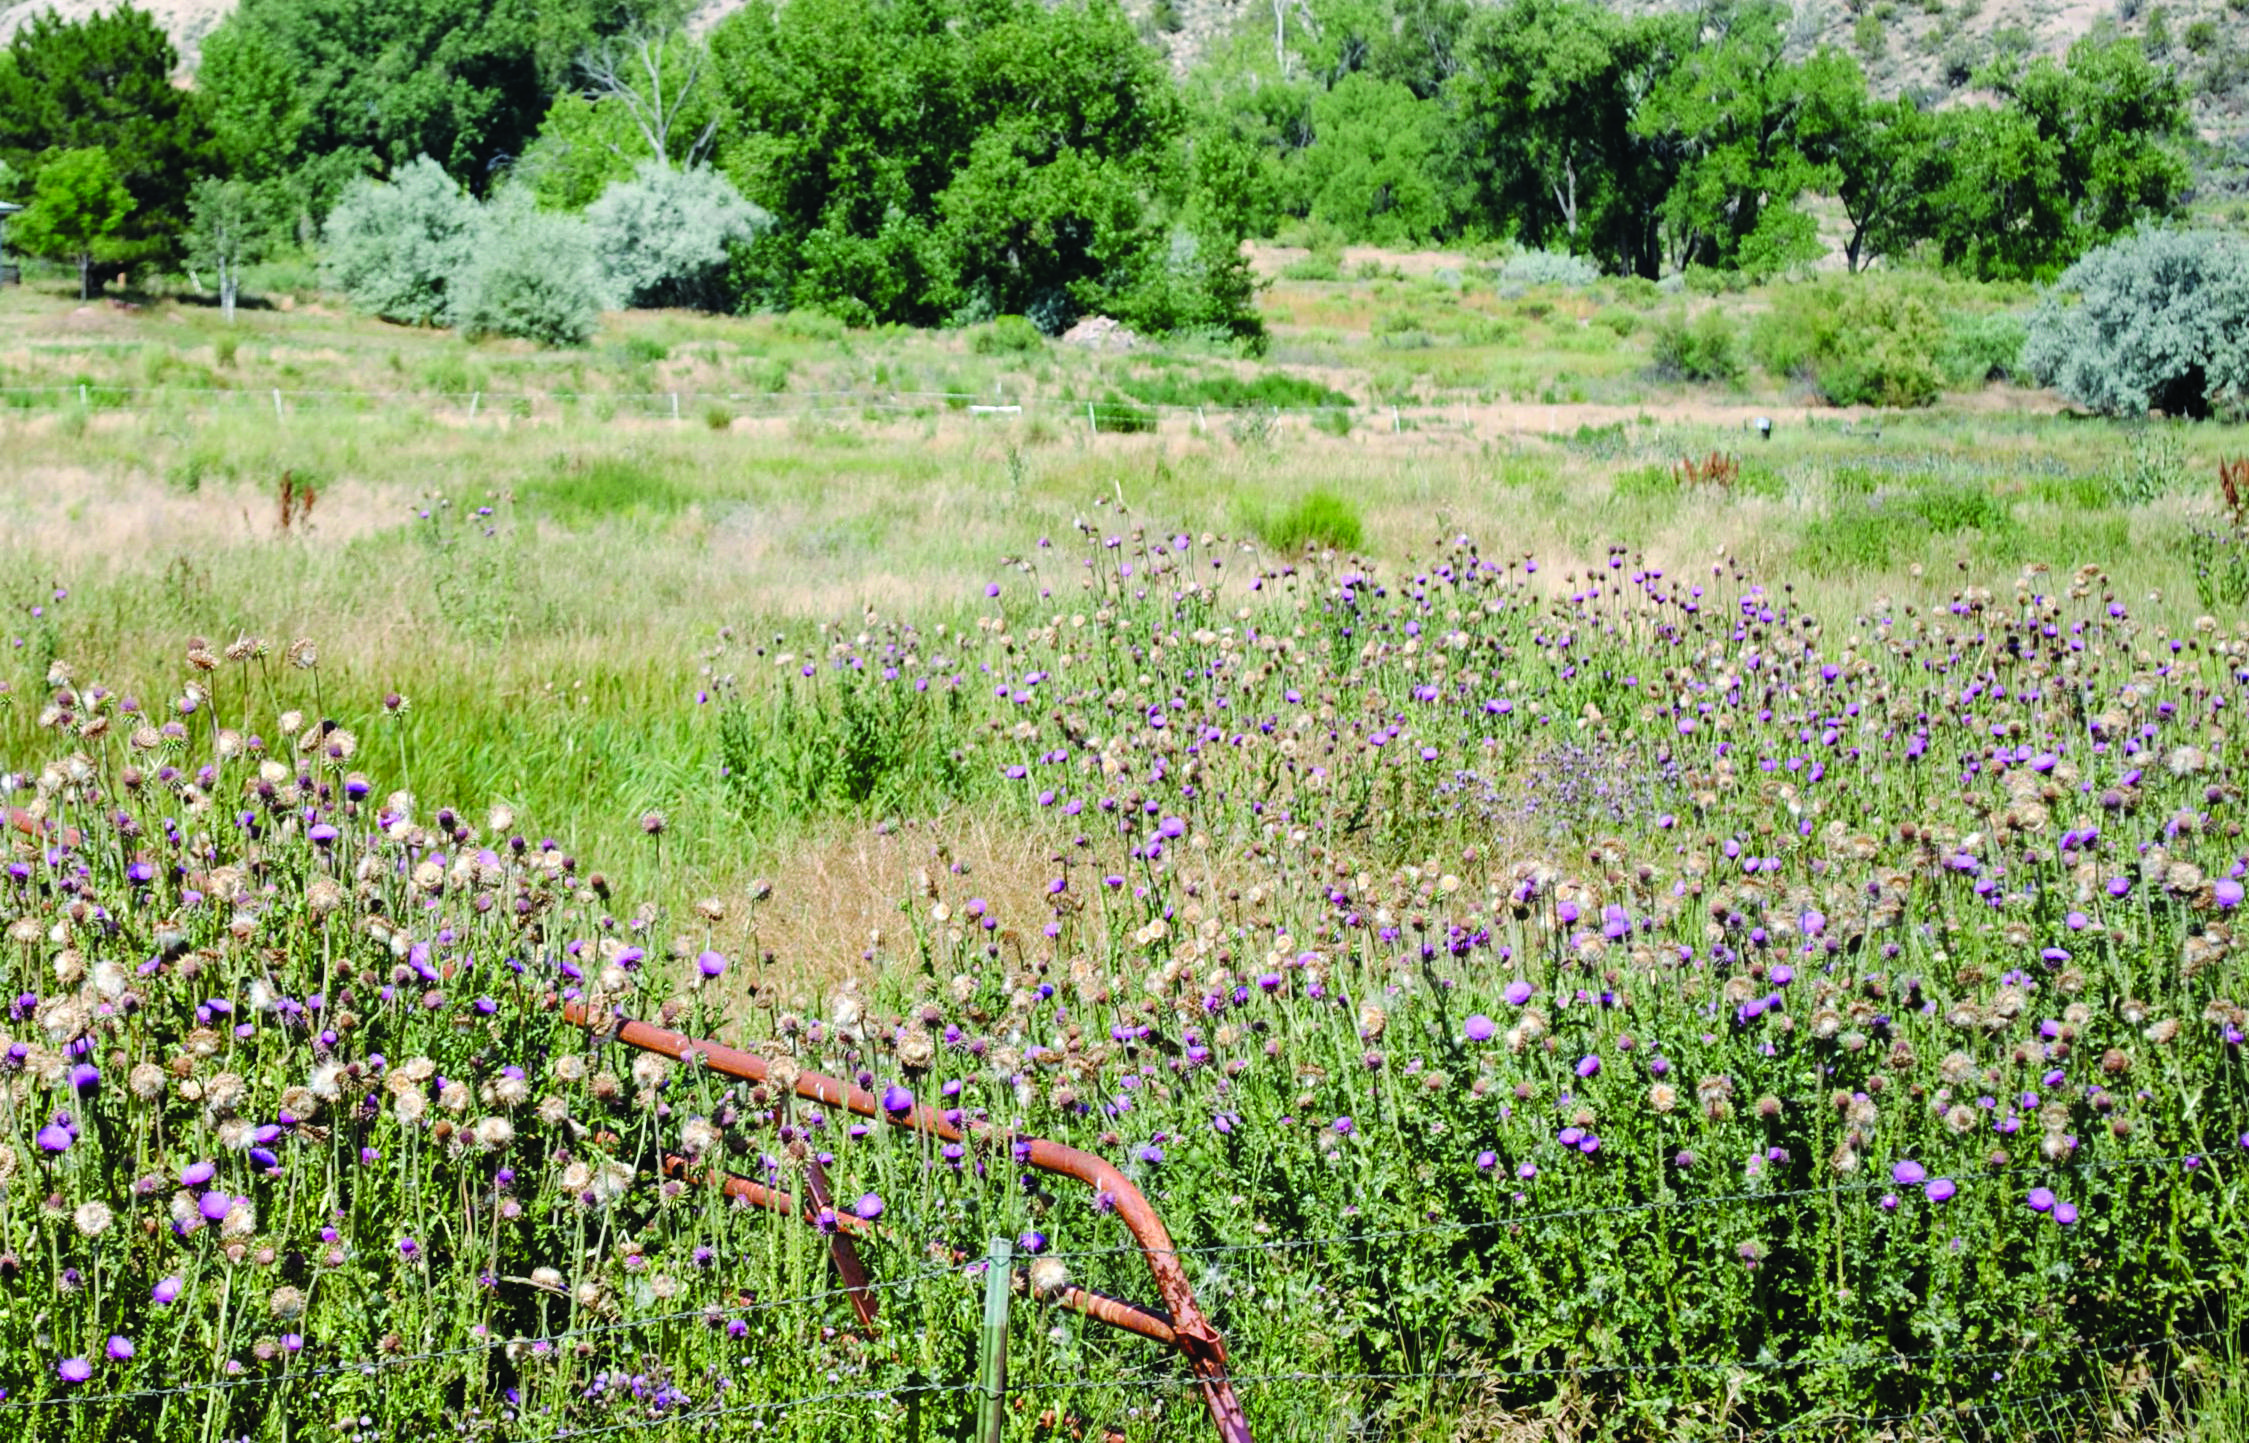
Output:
[[1044, 1282, 1177, 1345], [646, 1152, 882, 1327], [6, 807, 75, 846], [564, 1001, 1251, 1443]]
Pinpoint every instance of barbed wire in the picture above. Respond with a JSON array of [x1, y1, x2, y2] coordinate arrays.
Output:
[[0, 1257, 976, 1415], [0, 381, 1491, 423], [433, 1322, 2240, 1440]]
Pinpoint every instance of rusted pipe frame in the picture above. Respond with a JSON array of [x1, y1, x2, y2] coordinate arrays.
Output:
[[802, 1153, 881, 1327], [563, 1002, 1252, 1443], [6, 807, 78, 847], [1044, 1283, 1176, 1345]]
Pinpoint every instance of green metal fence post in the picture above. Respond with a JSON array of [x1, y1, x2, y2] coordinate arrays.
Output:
[[977, 1236, 1013, 1443]]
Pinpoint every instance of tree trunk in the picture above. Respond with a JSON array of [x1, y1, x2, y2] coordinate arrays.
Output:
[[220, 257, 238, 325], [77, 250, 91, 301]]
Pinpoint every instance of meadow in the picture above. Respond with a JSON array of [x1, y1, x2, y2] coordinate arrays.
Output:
[[3, 254, 2249, 1441]]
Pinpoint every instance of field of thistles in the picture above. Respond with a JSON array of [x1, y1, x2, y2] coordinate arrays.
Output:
[[4, 506, 2247, 1442]]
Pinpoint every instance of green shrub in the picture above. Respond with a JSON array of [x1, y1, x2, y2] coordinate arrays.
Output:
[[1115, 370, 1352, 411], [968, 315, 1043, 355], [1262, 489, 1365, 551], [523, 457, 692, 519], [1935, 311, 2027, 387], [453, 195, 604, 348], [2021, 229, 2249, 418], [1902, 479, 2012, 534], [1750, 279, 1944, 407], [1799, 508, 1896, 572], [1312, 408, 1351, 437], [1648, 309, 1743, 383], [741, 356, 790, 393], [617, 336, 670, 364], [1280, 252, 1342, 281], [1593, 306, 1640, 338], [1613, 465, 1675, 501], [1089, 394, 1157, 433]]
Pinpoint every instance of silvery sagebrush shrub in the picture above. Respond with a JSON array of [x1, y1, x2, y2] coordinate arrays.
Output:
[[320, 156, 479, 328], [2022, 227, 2249, 418], [586, 161, 770, 312], [1493, 248, 1601, 295], [453, 191, 605, 347]]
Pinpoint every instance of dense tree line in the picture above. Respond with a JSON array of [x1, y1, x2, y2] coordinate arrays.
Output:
[[1200, 0, 2193, 279], [0, 0, 2200, 330]]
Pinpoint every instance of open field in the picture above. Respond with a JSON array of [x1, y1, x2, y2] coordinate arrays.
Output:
[[3, 261, 2249, 1440]]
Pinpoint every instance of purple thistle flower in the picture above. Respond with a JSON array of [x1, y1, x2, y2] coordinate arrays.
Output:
[[696, 951, 727, 977], [1018, 1230, 1048, 1254], [1475, 1151, 1497, 1171], [198, 1192, 232, 1223], [1332, 1116, 1354, 1135], [1925, 1178, 1957, 1203], [35, 1124, 71, 1153], [880, 1084, 913, 1114], [852, 1193, 884, 1221], [1502, 980, 1534, 1007], [105, 1336, 134, 1362], [2026, 1188, 2056, 1213], [67, 1062, 99, 1093], [1464, 1014, 1495, 1043], [1891, 1160, 1927, 1187], [152, 1276, 183, 1305], [2053, 1201, 2079, 1225], [57, 1358, 92, 1384], [1575, 1054, 1601, 1079], [181, 1161, 216, 1188]]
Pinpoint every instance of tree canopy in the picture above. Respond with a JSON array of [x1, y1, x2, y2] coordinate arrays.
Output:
[[0, 7, 209, 270]]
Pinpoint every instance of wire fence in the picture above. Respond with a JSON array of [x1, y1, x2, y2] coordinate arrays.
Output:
[[5, 1147, 2236, 1435], [1036, 1146, 2232, 1265], [0, 379, 1641, 438]]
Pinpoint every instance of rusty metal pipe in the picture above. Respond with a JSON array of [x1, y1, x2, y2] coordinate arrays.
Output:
[[1044, 1282, 1176, 1345], [564, 1002, 1252, 1443]]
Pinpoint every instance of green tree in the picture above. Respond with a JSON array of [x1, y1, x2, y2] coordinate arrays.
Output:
[[0, 7, 211, 271], [1634, 3, 1842, 274], [13, 147, 136, 298], [518, 29, 723, 210], [710, 0, 1257, 339], [1448, 0, 1688, 276], [1293, 73, 1449, 245], [186, 176, 275, 322], [1993, 37, 2188, 247], [196, 0, 649, 211], [1915, 106, 2072, 281], [1797, 56, 1937, 272]]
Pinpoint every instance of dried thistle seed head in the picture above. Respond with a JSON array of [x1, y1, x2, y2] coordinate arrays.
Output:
[[286, 638, 318, 670]]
